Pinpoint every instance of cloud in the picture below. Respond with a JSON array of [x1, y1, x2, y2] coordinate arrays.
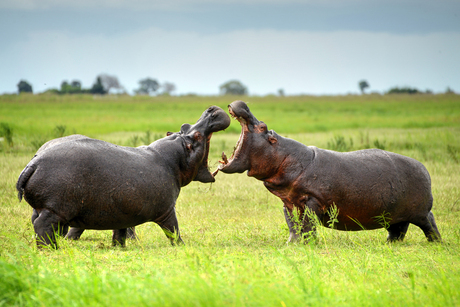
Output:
[[1, 0, 457, 11], [0, 0, 306, 10], [1, 27, 459, 95]]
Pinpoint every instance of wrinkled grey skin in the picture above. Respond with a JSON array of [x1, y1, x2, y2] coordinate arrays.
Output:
[[30, 134, 137, 241], [216, 100, 441, 243], [17, 106, 230, 248]]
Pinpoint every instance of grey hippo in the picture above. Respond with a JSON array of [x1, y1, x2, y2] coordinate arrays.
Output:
[[17, 106, 230, 248]]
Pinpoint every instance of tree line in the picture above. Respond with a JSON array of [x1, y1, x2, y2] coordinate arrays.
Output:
[[15, 76, 456, 96], [358, 80, 454, 95], [16, 74, 178, 96], [16, 76, 248, 96]]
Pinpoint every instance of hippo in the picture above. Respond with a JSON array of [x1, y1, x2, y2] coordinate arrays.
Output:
[[30, 135, 136, 241], [214, 100, 441, 243], [17, 106, 230, 248]]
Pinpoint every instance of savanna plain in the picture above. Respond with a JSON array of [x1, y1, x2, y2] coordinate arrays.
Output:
[[1, 94, 459, 306]]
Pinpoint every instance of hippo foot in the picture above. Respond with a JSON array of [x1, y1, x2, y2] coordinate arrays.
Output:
[[66, 227, 85, 240], [287, 232, 299, 244], [126, 227, 137, 240], [112, 229, 128, 247], [169, 237, 185, 246], [287, 231, 317, 245]]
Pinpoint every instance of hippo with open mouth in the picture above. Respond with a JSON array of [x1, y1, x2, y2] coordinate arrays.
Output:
[[214, 100, 441, 243], [17, 106, 230, 248]]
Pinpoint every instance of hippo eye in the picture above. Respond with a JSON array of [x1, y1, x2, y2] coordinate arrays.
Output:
[[193, 131, 203, 141], [255, 123, 268, 133]]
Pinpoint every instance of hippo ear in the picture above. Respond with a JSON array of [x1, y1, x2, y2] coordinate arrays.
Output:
[[268, 131, 277, 144], [180, 123, 192, 134]]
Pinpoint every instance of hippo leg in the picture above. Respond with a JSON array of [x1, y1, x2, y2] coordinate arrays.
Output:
[[112, 229, 128, 247], [33, 209, 64, 249], [387, 222, 410, 242], [59, 224, 69, 237], [283, 207, 301, 243], [35, 209, 69, 237], [31, 209, 38, 224], [283, 205, 319, 243], [298, 197, 325, 243], [66, 228, 85, 240], [156, 207, 184, 246], [126, 227, 137, 240], [412, 211, 442, 242]]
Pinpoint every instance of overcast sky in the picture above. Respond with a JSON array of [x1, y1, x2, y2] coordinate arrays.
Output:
[[1, 0, 459, 95]]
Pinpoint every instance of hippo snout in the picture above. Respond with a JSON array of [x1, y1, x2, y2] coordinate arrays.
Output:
[[195, 106, 230, 134]]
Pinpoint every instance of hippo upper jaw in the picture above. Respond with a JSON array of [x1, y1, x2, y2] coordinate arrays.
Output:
[[166, 106, 230, 185], [193, 106, 230, 182], [193, 105, 231, 135]]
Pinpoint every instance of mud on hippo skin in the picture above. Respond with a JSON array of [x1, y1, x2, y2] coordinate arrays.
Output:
[[17, 106, 230, 248], [215, 100, 441, 243]]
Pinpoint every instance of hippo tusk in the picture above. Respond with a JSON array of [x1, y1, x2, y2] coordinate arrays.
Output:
[[211, 168, 220, 177], [220, 152, 228, 164]]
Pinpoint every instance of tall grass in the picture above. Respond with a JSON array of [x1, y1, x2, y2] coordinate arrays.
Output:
[[1, 94, 459, 306]]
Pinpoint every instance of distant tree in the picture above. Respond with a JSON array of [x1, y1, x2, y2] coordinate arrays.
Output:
[[161, 82, 176, 95], [278, 88, 285, 97], [71, 80, 82, 89], [135, 78, 160, 95], [60, 80, 83, 94], [90, 77, 107, 95], [387, 86, 420, 94], [60, 81, 69, 91], [446, 87, 455, 94], [219, 80, 248, 95], [17, 80, 33, 94], [98, 74, 122, 93], [358, 80, 369, 94]]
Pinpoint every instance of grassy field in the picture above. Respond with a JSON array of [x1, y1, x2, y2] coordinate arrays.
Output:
[[1, 94, 459, 306]]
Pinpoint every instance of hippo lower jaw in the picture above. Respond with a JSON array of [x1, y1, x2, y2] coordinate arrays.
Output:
[[213, 106, 250, 176], [195, 134, 215, 183]]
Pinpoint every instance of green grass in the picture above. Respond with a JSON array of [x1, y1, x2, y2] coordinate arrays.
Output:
[[1, 94, 460, 306], [1, 93, 459, 138]]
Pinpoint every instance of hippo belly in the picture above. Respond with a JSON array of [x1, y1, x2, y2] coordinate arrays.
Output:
[[301, 147, 433, 231]]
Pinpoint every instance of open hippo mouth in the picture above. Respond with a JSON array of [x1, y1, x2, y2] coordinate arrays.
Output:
[[213, 100, 261, 175], [175, 105, 230, 183], [188, 106, 230, 183]]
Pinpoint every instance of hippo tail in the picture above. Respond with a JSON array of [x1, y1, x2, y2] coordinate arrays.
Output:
[[16, 159, 37, 202]]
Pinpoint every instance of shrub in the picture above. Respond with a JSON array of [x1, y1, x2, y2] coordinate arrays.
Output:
[[0, 123, 13, 147]]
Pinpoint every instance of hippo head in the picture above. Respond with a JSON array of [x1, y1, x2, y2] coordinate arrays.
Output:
[[164, 105, 230, 186], [214, 100, 284, 180]]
